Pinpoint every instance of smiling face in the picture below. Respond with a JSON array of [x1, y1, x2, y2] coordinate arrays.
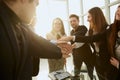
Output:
[[69, 17, 79, 29], [53, 19, 63, 32]]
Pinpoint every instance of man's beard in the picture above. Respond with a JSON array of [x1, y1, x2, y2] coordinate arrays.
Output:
[[72, 25, 78, 29]]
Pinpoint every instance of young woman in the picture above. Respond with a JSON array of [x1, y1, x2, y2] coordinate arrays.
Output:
[[109, 5, 120, 80], [46, 18, 66, 73]]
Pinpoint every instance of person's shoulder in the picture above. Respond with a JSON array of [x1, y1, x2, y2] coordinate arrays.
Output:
[[79, 25, 87, 30], [46, 32, 52, 36], [46, 32, 55, 39], [79, 25, 86, 27], [79, 25, 87, 28]]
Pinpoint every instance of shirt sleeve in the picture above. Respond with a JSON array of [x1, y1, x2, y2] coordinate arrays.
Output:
[[74, 42, 84, 48]]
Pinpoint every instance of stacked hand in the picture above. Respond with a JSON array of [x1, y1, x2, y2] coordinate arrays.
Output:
[[57, 41, 73, 58]]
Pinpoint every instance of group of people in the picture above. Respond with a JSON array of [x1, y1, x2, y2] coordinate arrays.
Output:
[[59, 5, 120, 80], [0, 0, 120, 80], [45, 5, 120, 80], [46, 15, 94, 80]]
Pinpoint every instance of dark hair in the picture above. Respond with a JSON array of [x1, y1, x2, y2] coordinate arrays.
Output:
[[118, 5, 120, 8], [88, 7, 108, 33], [108, 5, 120, 57], [69, 14, 79, 21], [0, 0, 16, 3], [88, 7, 108, 47]]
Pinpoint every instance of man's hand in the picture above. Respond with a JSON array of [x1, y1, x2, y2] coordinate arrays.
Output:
[[57, 43, 73, 58]]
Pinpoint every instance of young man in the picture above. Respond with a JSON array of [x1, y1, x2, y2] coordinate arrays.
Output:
[[0, 0, 72, 80], [69, 14, 94, 80]]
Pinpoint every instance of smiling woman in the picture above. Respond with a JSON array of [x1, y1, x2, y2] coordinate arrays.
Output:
[[35, 0, 69, 38]]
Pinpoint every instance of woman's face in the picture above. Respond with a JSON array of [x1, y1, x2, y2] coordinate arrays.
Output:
[[116, 7, 120, 20], [87, 13, 93, 25], [53, 19, 62, 32]]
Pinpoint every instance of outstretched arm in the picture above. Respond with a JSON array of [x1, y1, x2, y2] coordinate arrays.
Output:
[[59, 30, 106, 43], [28, 29, 72, 59]]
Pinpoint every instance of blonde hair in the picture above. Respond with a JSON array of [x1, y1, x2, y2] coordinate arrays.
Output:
[[51, 18, 65, 39]]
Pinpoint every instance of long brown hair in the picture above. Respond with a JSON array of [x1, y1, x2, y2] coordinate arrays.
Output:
[[108, 5, 120, 57], [88, 7, 108, 47], [88, 7, 108, 33]]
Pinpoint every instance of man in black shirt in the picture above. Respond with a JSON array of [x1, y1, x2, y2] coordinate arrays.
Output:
[[69, 14, 94, 80]]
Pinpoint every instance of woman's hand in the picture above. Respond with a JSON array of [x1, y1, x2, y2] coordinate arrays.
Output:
[[110, 57, 119, 69]]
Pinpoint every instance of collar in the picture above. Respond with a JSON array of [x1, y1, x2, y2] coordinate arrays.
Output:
[[72, 25, 82, 32]]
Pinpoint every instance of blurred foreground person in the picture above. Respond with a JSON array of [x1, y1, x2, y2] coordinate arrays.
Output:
[[0, 0, 72, 80]]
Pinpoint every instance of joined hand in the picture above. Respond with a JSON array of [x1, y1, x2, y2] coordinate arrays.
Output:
[[57, 43, 73, 58]]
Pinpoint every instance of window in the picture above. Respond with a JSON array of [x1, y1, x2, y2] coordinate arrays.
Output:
[[83, 15, 89, 29], [110, 4, 119, 23], [110, 0, 118, 3], [35, 0, 68, 37], [68, 0, 81, 15], [83, 0, 104, 14]]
